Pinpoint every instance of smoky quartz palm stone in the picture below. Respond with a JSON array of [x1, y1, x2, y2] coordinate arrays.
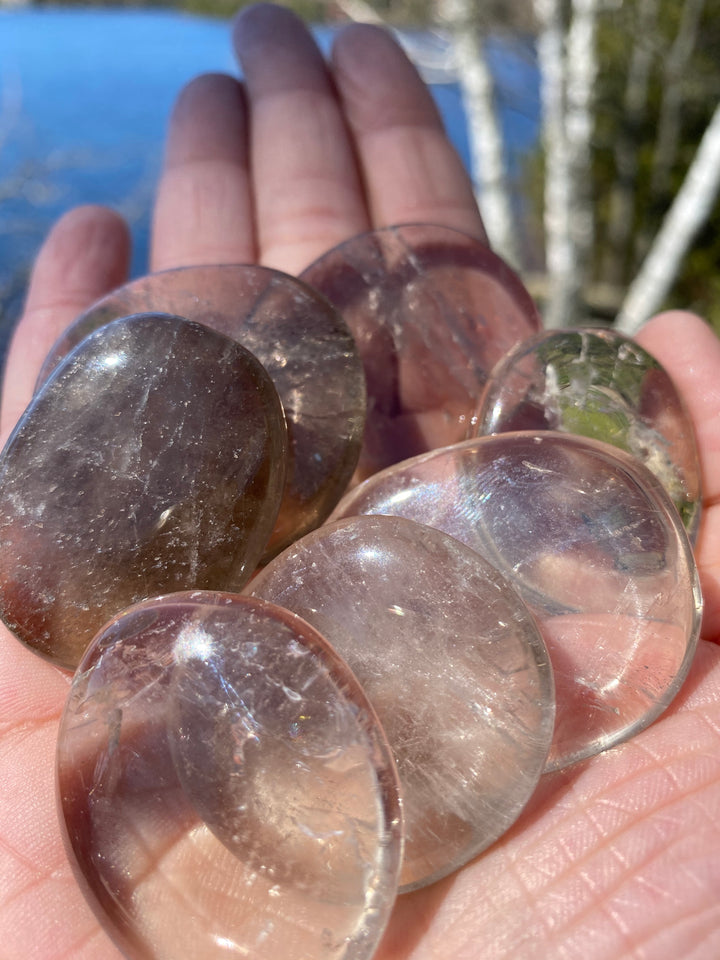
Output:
[[475, 326, 702, 539], [332, 432, 702, 770], [251, 514, 554, 891], [299, 223, 541, 481], [57, 593, 402, 960], [0, 314, 287, 669], [36, 263, 366, 557]]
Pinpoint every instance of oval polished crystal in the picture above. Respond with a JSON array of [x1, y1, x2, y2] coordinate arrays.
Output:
[[57, 593, 402, 960], [0, 314, 287, 668], [300, 223, 541, 481], [250, 514, 554, 891], [332, 433, 702, 770], [475, 326, 701, 539], [37, 264, 366, 557]]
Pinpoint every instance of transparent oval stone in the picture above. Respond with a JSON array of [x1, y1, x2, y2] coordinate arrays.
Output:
[[37, 264, 366, 557], [332, 433, 702, 770], [300, 223, 541, 481], [57, 593, 402, 960], [0, 314, 287, 668], [475, 326, 701, 540], [250, 514, 554, 890]]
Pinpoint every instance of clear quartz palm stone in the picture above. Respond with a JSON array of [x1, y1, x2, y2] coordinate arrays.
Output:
[[299, 223, 541, 482], [250, 514, 555, 892], [331, 433, 703, 771], [475, 326, 701, 540], [56, 593, 402, 960], [0, 314, 287, 669], [36, 264, 366, 558]]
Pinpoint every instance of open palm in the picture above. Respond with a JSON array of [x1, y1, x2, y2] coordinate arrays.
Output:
[[2, 5, 720, 958]]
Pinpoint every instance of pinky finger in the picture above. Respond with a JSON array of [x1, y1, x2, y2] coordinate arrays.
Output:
[[1, 205, 130, 438]]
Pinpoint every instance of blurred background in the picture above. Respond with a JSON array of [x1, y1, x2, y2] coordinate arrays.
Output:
[[1, 0, 718, 363]]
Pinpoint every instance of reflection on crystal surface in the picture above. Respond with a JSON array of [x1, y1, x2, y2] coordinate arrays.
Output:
[[300, 224, 541, 481], [37, 264, 366, 557], [250, 514, 554, 890], [0, 315, 286, 668], [475, 327, 701, 539], [332, 433, 702, 770], [57, 593, 402, 960]]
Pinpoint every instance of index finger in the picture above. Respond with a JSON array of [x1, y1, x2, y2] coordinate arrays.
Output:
[[0, 206, 129, 441]]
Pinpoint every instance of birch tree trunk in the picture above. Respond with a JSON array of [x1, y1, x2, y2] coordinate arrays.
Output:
[[564, 0, 599, 298], [615, 100, 720, 335], [436, 0, 521, 267], [534, 0, 599, 328], [534, 0, 577, 327]]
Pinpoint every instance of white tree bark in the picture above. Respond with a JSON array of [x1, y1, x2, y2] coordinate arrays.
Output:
[[534, 0, 599, 328], [534, 0, 576, 327], [332, 0, 384, 24], [436, 0, 521, 267], [564, 0, 598, 289], [615, 100, 720, 335]]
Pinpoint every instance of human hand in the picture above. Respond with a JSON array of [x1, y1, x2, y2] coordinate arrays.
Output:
[[2, 5, 720, 958]]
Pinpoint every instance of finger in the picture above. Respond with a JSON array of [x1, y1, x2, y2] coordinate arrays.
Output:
[[233, 3, 370, 274], [636, 311, 720, 503], [636, 310, 720, 639], [1, 205, 129, 439], [151, 72, 256, 271], [331, 24, 487, 242]]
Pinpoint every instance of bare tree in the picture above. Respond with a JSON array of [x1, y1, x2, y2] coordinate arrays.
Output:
[[616, 99, 720, 334], [533, 0, 599, 328], [562, 0, 599, 318], [436, 0, 522, 267]]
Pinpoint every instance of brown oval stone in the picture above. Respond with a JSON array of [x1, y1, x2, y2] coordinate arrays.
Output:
[[37, 264, 366, 557], [0, 314, 287, 668], [300, 223, 541, 481]]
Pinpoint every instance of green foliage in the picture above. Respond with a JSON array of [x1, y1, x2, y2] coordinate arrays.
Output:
[[182, 0, 332, 21], [33, 0, 435, 23], [592, 0, 720, 330]]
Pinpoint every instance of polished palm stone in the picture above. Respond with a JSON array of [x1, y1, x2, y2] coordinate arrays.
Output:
[[57, 593, 402, 960], [299, 223, 541, 481], [37, 264, 366, 557], [475, 326, 701, 540], [332, 433, 702, 770], [250, 514, 554, 891], [0, 314, 287, 669]]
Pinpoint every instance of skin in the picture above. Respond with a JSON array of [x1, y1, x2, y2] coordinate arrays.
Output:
[[2, 5, 720, 958]]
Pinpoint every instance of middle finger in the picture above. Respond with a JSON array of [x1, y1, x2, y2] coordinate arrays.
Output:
[[233, 3, 370, 274]]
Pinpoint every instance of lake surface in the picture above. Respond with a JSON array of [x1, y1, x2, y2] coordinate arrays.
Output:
[[0, 8, 540, 355]]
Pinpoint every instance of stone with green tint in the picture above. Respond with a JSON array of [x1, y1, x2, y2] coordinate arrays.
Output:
[[475, 327, 701, 540]]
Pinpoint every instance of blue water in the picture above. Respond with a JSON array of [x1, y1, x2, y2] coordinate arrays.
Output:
[[0, 8, 240, 320], [0, 9, 539, 344]]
